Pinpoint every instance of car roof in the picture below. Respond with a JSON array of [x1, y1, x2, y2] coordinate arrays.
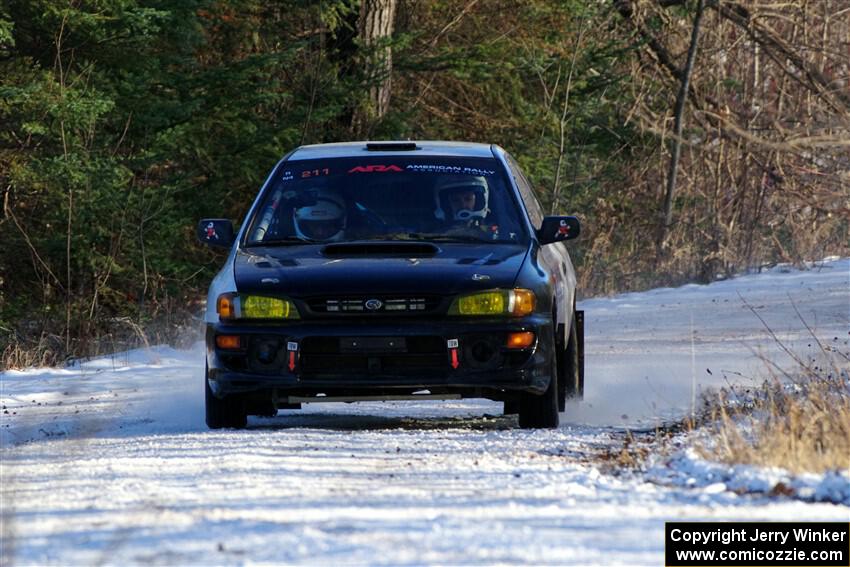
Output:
[[288, 141, 498, 160]]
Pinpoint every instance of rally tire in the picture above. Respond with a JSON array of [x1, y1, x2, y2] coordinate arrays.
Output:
[[518, 347, 559, 429], [205, 365, 248, 429]]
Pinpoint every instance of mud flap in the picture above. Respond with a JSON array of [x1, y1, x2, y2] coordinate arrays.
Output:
[[576, 310, 585, 396]]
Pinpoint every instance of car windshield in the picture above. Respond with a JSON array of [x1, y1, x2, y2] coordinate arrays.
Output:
[[244, 156, 528, 245]]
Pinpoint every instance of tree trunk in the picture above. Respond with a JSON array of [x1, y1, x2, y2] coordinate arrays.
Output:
[[352, 0, 398, 137], [657, 0, 705, 259]]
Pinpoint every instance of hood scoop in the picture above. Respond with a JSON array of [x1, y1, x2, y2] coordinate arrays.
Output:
[[322, 242, 439, 257]]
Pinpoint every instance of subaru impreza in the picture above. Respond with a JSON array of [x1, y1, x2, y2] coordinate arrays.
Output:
[[198, 141, 583, 429]]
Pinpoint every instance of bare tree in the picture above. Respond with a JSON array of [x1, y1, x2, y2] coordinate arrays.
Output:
[[658, 0, 706, 258]]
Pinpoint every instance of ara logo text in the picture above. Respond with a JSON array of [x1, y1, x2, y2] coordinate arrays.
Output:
[[348, 165, 403, 173]]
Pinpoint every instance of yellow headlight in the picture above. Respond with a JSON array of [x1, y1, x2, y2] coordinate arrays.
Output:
[[458, 291, 505, 315], [242, 295, 299, 319], [218, 293, 300, 320], [450, 289, 536, 317]]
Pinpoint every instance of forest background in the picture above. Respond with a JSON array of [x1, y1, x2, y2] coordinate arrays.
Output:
[[1, 0, 848, 366]]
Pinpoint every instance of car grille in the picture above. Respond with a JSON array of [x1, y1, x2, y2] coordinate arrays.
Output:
[[305, 295, 442, 316], [300, 336, 446, 375]]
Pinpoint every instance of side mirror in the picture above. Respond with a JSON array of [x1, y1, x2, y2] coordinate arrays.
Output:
[[197, 219, 235, 248], [537, 216, 580, 245]]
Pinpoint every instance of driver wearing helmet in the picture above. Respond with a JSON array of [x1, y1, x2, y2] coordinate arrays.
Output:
[[434, 176, 490, 227], [293, 189, 347, 241]]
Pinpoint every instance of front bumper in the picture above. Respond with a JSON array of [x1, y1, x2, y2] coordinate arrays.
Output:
[[205, 316, 555, 399]]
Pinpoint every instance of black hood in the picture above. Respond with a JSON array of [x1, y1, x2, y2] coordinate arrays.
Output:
[[233, 242, 528, 297]]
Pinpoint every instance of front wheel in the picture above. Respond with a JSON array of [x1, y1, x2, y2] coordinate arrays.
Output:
[[205, 365, 247, 429], [518, 346, 559, 429]]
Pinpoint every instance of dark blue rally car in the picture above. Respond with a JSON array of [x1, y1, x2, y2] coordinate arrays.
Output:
[[198, 141, 583, 429]]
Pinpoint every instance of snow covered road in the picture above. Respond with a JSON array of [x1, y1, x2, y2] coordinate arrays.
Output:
[[2, 259, 848, 565]]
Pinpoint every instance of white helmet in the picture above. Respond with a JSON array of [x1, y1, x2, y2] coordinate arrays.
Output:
[[434, 176, 490, 221], [293, 189, 346, 241]]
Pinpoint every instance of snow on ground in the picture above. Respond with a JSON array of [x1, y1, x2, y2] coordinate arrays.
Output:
[[574, 257, 850, 427], [1, 258, 848, 565], [647, 447, 850, 505]]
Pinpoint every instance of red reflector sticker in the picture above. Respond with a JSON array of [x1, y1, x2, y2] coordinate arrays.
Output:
[[287, 341, 298, 372]]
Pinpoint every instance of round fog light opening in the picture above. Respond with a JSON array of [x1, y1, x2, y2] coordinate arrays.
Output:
[[249, 338, 286, 371], [256, 341, 277, 364], [471, 341, 496, 364], [463, 335, 501, 370]]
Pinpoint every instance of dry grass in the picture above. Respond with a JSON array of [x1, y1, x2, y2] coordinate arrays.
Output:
[[1, 309, 202, 371], [595, 334, 850, 477], [597, 430, 653, 471], [700, 339, 850, 475]]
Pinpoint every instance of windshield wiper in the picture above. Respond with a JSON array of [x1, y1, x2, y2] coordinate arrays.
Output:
[[405, 233, 487, 243], [357, 233, 486, 243], [357, 233, 424, 242], [245, 236, 311, 247]]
